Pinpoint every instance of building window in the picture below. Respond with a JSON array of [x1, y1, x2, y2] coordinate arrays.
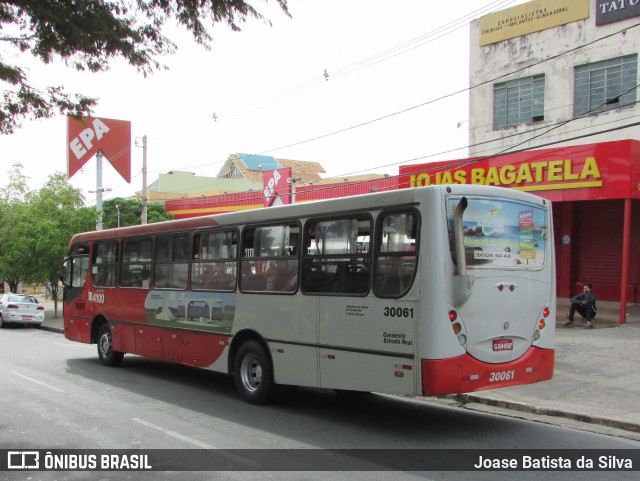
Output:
[[493, 74, 545, 129], [222, 163, 244, 179], [574, 54, 638, 116]]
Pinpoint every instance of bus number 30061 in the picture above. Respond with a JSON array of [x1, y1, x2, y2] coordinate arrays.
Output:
[[383, 307, 414, 318], [489, 370, 515, 382]]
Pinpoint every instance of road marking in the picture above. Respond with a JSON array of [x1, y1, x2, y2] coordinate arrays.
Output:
[[132, 417, 215, 448], [10, 371, 65, 393], [132, 418, 259, 467]]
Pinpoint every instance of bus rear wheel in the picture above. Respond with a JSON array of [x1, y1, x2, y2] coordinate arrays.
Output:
[[97, 323, 124, 367], [234, 340, 279, 404]]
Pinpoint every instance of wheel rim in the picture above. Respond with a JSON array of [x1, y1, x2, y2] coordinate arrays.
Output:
[[99, 330, 112, 358], [240, 353, 262, 392]]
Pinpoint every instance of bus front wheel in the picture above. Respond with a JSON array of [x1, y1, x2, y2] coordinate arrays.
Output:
[[234, 340, 278, 404], [97, 323, 124, 367]]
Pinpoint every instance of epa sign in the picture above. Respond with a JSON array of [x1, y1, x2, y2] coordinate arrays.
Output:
[[67, 116, 132, 183]]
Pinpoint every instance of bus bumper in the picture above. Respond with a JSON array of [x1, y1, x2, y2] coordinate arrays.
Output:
[[421, 347, 554, 395]]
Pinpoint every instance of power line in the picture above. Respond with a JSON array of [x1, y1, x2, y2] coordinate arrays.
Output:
[[247, 21, 639, 159], [220, 0, 517, 120], [160, 119, 640, 209], [90, 20, 640, 206]]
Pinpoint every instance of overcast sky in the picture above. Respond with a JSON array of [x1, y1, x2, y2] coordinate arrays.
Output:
[[0, 0, 527, 205]]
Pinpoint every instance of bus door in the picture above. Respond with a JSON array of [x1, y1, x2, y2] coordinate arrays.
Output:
[[61, 243, 91, 343], [309, 212, 419, 394]]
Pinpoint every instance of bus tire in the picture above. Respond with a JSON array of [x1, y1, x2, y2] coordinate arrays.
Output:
[[97, 323, 124, 367], [234, 340, 278, 404]]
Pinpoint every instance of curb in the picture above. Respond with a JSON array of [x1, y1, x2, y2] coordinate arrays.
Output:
[[454, 394, 640, 434], [38, 324, 64, 334]]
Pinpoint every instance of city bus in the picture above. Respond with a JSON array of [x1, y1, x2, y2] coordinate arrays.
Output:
[[61, 184, 555, 404]]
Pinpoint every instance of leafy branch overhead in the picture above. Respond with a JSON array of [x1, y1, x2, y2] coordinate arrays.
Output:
[[0, 0, 290, 134]]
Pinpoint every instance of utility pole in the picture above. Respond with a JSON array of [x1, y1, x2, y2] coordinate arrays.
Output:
[[90, 151, 111, 230], [141, 135, 148, 224], [287, 177, 301, 204]]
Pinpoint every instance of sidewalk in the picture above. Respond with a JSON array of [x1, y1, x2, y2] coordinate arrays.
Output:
[[37, 296, 640, 437]]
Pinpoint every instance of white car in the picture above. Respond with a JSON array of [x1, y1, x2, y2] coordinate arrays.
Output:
[[0, 294, 45, 327]]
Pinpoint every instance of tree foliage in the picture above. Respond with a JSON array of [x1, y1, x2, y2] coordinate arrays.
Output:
[[102, 197, 172, 229], [0, 164, 174, 313], [0, 167, 96, 315], [0, 162, 31, 291], [0, 0, 290, 133]]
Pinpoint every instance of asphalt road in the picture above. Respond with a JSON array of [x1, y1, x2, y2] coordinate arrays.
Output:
[[1, 326, 638, 481]]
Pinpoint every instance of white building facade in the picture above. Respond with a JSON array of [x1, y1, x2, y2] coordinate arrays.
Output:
[[468, 0, 640, 156]]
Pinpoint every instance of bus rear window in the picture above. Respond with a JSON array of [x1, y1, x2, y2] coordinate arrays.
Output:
[[447, 196, 548, 269]]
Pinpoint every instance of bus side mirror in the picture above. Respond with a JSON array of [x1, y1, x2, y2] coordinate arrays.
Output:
[[60, 261, 70, 287]]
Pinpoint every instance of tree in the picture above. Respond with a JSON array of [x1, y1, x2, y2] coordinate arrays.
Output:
[[8, 173, 96, 315], [0, 0, 290, 133], [102, 197, 172, 229], [0, 163, 31, 291]]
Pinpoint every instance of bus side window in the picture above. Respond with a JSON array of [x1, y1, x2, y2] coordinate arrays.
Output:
[[301, 216, 371, 295], [121, 237, 152, 289], [71, 256, 89, 288], [373, 211, 419, 298], [154, 233, 189, 289], [92, 241, 118, 288], [192, 229, 238, 291], [240, 223, 299, 293]]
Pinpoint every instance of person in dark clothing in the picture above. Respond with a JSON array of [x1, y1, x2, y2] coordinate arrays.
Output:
[[564, 284, 597, 328]]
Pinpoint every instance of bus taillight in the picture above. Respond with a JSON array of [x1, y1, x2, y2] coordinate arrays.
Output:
[[542, 307, 550, 318], [448, 309, 466, 346]]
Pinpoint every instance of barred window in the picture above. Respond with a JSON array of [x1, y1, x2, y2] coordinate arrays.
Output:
[[493, 74, 545, 129], [574, 55, 637, 116]]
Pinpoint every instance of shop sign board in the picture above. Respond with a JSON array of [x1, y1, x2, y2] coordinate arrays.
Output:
[[399, 140, 640, 202]]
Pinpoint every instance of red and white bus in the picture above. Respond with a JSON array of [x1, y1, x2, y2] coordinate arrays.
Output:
[[61, 184, 555, 404]]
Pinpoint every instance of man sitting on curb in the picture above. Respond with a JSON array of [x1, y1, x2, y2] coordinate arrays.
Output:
[[564, 283, 597, 329]]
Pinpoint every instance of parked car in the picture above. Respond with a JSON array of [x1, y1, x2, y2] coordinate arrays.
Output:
[[0, 294, 45, 328]]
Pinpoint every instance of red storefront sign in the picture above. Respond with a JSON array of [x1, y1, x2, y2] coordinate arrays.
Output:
[[263, 167, 292, 207], [399, 140, 640, 202]]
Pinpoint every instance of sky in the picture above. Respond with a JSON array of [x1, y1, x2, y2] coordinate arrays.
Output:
[[0, 0, 528, 205]]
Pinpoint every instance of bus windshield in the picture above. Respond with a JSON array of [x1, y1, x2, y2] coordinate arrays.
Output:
[[447, 195, 548, 269]]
